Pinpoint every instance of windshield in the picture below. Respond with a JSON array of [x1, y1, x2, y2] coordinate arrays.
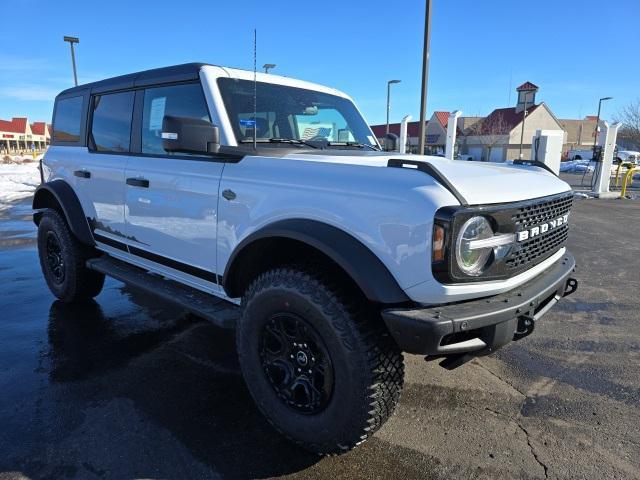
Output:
[[217, 78, 378, 149]]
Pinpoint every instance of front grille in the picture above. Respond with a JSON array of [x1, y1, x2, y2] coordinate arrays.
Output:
[[506, 192, 573, 271], [506, 224, 569, 269], [511, 193, 573, 229]]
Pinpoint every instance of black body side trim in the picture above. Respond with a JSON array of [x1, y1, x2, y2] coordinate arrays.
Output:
[[91, 233, 219, 284], [93, 233, 128, 252], [387, 159, 468, 206], [223, 219, 409, 304], [32, 180, 94, 246], [128, 246, 218, 284]]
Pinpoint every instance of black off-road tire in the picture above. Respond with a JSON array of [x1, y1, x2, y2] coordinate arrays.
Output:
[[236, 266, 404, 455], [37, 209, 105, 303]]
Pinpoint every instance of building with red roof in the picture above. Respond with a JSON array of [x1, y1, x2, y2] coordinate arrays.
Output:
[[459, 82, 565, 161], [0, 117, 50, 154]]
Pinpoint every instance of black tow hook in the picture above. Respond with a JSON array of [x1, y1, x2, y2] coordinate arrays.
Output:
[[513, 314, 535, 341], [563, 278, 578, 297]]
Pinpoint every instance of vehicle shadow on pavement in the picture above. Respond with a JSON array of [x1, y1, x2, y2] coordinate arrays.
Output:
[[39, 290, 323, 479]]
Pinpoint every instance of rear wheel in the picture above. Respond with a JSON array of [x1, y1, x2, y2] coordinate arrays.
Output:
[[37, 209, 105, 302], [236, 266, 404, 454]]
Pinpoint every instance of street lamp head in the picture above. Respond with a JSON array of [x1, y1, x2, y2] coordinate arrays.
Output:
[[63, 36, 79, 44], [388, 79, 401, 85], [600, 96, 613, 102], [263, 63, 276, 71]]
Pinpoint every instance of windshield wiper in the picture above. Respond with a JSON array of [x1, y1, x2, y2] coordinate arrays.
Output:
[[326, 141, 380, 151], [239, 138, 318, 149]]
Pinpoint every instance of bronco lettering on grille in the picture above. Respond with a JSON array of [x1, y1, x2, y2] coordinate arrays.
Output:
[[516, 213, 570, 242]]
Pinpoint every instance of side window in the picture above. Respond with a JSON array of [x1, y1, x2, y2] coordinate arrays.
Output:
[[141, 83, 211, 156], [53, 96, 83, 142], [89, 91, 134, 153]]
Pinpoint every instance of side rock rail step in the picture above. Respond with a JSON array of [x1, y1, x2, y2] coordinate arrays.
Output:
[[86, 256, 239, 328]]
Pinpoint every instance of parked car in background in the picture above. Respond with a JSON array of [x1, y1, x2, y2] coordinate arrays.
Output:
[[455, 153, 474, 161], [567, 148, 594, 161], [615, 150, 640, 165]]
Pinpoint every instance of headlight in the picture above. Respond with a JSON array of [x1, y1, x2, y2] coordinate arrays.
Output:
[[455, 216, 494, 276]]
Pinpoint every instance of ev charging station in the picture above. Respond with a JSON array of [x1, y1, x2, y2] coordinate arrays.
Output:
[[445, 111, 462, 160], [591, 121, 621, 197], [530, 129, 564, 175], [399, 115, 412, 154]]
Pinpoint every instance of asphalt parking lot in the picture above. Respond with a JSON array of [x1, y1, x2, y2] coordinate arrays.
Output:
[[0, 195, 638, 480]]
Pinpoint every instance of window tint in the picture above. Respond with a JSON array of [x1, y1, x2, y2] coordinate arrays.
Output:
[[53, 96, 83, 142], [89, 91, 134, 153], [142, 83, 210, 155]]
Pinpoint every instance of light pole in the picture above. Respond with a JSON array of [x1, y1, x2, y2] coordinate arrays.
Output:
[[518, 96, 529, 160], [593, 96, 613, 148], [386, 79, 401, 136], [63, 36, 79, 86], [263, 63, 276, 74], [418, 0, 432, 155]]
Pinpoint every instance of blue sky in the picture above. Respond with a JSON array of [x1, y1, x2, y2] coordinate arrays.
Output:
[[1, 0, 637, 125]]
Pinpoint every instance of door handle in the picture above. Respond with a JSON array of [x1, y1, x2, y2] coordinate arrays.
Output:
[[126, 178, 150, 188], [74, 170, 91, 179], [222, 189, 236, 201]]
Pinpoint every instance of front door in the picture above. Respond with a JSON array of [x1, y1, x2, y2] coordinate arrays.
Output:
[[124, 83, 224, 289]]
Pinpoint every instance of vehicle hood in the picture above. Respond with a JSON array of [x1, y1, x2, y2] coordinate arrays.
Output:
[[287, 152, 571, 205]]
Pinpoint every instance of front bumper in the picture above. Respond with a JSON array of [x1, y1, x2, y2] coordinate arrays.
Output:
[[381, 251, 577, 361]]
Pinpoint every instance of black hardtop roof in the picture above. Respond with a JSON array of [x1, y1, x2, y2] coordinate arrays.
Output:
[[57, 62, 212, 97]]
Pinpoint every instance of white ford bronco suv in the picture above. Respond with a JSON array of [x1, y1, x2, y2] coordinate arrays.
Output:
[[34, 63, 578, 454]]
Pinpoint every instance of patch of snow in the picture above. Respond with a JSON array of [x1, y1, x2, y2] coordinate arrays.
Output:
[[560, 160, 595, 173], [0, 160, 41, 210]]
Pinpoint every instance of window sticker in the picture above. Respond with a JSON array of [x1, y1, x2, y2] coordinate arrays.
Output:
[[149, 97, 166, 131], [240, 118, 256, 127], [367, 135, 376, 144]]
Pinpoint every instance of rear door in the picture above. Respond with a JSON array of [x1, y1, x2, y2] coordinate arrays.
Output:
[[80, 90, 135, 251], [123, 82, 224, 290]]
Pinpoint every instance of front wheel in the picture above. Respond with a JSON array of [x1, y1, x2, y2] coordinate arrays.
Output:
[[236, 266, 404, 454]]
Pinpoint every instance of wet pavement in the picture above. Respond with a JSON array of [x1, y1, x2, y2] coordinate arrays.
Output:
[[0, 196, 638, 480]]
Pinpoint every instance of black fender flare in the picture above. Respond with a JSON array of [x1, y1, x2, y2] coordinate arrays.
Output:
[[223, 219, 410, 304], [32, 180, 94, 246]]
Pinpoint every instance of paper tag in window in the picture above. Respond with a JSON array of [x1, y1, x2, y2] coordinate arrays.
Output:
[[367, 135, 375, 144], [161, 132, 178, 140], [149, 97, 167, 131]]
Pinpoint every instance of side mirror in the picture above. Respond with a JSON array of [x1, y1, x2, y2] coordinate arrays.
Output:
[[161, 115, 220, 155], [384, 133, 398, 152]]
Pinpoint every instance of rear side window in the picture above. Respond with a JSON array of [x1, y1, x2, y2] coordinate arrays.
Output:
[[53, 96, 83, 142], [89, 91, 135, 153], [141, 83, 210, 156]]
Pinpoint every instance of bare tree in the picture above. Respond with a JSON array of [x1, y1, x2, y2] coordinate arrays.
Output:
[[465, 112, 508, 161], [614, 99, 640, 149]]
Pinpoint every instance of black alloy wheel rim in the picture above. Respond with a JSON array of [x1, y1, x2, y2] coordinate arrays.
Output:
[[259, 312, 334, 414], [45, 231, 65, 284]]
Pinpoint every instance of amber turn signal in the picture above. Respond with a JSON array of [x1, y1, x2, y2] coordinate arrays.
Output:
[[432, 225, 445, 262]]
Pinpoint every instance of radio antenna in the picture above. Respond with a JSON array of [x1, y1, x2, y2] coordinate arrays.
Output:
[[253, 28, 257, 151]]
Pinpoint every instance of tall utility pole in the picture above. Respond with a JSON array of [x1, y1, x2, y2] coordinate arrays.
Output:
[[63, 36, 79, 86], [518, 97, 528, 160], [386, 79, 401, 136], [418, 0, 432, 155]]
